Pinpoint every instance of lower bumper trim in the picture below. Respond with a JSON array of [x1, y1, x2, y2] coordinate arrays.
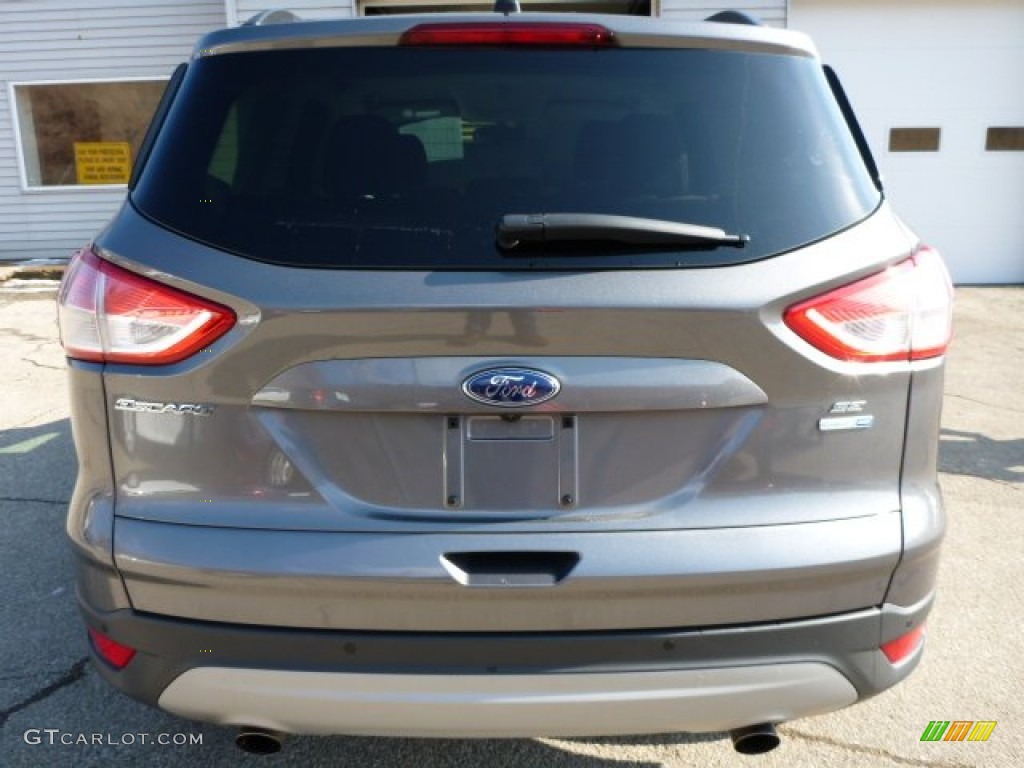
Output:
[[157, 663, 857, 737]]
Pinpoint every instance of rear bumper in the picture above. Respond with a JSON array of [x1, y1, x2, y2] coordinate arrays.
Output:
[[79, 589, 932, 736], [80, 483, 941, 735]]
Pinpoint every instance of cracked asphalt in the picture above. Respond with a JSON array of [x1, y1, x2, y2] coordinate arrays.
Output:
[[0, 286, 1021, 767]]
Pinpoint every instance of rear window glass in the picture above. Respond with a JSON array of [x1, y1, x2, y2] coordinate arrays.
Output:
[[133, 46, 881, 269]]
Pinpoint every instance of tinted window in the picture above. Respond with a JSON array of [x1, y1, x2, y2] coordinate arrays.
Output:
[[133, 47, 880, 269]]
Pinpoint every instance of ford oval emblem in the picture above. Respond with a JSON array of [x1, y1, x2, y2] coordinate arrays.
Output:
[[462, 367, 561, 408]]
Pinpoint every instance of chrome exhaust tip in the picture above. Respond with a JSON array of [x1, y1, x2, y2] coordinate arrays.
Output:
[[729, 723, 780, 755], [235, 728, 284, 755]]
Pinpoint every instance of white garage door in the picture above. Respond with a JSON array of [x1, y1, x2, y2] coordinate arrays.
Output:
[[791, 0, 1024, 284]]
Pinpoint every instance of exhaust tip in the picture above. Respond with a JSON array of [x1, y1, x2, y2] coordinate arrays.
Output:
[[235, 728, 283, 755], [730, 723, 780, 755]]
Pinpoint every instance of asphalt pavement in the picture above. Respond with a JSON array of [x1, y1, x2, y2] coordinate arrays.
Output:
[[0, 285, 1021, 768]]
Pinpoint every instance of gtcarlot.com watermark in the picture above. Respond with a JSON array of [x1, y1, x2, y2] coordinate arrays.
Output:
[[24, 729, 203, 747]]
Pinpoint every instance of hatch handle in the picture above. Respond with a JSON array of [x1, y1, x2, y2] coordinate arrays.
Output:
[[441, 551, 580, 587]]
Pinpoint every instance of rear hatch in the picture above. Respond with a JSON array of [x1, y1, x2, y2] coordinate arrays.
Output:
[[68, 17, 941, 629]]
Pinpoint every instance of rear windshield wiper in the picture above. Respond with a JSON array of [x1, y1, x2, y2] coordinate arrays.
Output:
[[496, 213, 749, 252]]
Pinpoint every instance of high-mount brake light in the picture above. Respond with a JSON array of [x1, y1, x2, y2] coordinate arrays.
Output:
[[57, 247, 236, 365], [399, 22, 616, 47], [783, 246, 953, 363]]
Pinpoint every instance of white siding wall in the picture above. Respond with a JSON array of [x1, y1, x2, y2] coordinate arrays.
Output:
[[660, 0, 786, 27], [0, 1, 225, 261]]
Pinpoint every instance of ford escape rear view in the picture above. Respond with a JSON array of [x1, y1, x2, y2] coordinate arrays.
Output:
[[59, 10, 952, 756]]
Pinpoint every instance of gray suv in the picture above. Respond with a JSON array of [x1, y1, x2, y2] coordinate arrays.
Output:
[[58, 9, 953, 757]]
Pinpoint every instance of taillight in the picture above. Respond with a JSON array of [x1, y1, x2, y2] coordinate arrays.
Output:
[[88, 627, 136, 669], [881, 624, 926, 664], [783, 246, 953, 362], [57, 247, 235, 365], [399, 22, 616, 47]]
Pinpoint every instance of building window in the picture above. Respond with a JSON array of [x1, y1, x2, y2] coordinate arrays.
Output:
[[888, 127, 941, 153], [985, 127, 1024, 152], [360, 0, 652, 16], [11, 79, 167, 189]]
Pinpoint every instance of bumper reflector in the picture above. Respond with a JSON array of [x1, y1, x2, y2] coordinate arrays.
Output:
[[88, 627, 137, 669], [881, 624, 926, 664]]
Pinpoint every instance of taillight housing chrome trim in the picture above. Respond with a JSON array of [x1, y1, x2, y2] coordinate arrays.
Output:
[[57, 246, 236, 366], [783, 246, 953, 363]]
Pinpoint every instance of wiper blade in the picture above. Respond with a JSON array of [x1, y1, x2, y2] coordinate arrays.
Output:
[[497, 213, 749, 252]]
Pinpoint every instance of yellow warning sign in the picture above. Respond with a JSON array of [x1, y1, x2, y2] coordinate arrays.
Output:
[[74, 142, 132, 184]]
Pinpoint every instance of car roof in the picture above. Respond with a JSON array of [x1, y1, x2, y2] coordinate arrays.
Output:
[[193, 12, 819, 61]]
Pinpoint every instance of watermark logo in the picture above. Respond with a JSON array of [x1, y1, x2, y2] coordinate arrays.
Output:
[[920, 720, 997, 742], [23, 729, 203, 747]]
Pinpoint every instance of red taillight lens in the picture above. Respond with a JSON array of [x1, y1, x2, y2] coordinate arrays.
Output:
[[57, 247, 235, 365], [88, 627, 136, 669], [783, 246, 953, 363], [399, 22, 616, 47], [881, 624, 926, 664]]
